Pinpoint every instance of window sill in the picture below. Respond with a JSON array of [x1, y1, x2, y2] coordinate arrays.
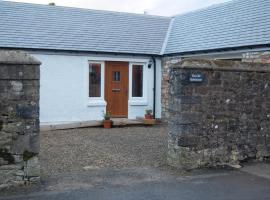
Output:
[[87, 100, 107, 107], [129, 100, 148, 106]]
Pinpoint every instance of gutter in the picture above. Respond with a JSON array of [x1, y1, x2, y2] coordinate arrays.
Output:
[[0, 47, 163, 58], [163, 44, 270, 57], [152, 56, 156, 119]]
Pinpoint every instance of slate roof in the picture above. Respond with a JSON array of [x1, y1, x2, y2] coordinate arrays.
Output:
[[0, 1, 171, 55], [0, 0, 270, 55], [164, 0, 270, 55]]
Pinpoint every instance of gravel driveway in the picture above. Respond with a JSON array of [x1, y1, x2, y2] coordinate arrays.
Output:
[[40, 125, 168, 177]]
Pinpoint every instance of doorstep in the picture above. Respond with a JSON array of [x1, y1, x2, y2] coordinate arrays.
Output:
[[40, 118, 145, 132]]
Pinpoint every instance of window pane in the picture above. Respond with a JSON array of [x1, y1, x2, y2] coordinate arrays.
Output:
[[89, 63, 101, 97], [113, 71, 120, 81], [132, 65, 143, 97]]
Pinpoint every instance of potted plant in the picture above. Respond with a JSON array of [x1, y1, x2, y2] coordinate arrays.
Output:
[[144, 109, 156, 125], [103, 111, 112, 128], [145, 109, 153, 119]]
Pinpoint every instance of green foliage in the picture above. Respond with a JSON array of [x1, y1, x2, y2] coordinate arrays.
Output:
[[103, 111, 111, 120], [145, 109, 153, 115], [23, 151, 37, 161], [9, 111, 17, 118]]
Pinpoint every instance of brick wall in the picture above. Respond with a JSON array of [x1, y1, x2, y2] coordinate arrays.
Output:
[[0, 50, 41, 189], [167, 59, 270, 170]]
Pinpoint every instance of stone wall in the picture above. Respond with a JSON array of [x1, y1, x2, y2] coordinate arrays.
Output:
[[0, 50, 41, 189], [243, 51, 270, 64], [161, 51, 270, 121], [161, 56, 182, 121], [167, 59, 270, 170]]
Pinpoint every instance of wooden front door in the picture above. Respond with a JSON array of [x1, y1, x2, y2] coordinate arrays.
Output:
[[105, 61, 129, 118]]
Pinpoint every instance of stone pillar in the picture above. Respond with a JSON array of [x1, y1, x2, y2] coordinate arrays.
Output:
[[167, 59, 270, 170], [0, 50, 41, 189], [161, 56, 182, 122]]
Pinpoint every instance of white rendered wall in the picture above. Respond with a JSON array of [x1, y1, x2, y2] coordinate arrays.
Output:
[[31, 52, 161, 124]]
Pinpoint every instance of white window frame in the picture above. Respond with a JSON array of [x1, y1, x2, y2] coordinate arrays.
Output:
[[87, 61, 106, 106], [129, 62, 148, 105]]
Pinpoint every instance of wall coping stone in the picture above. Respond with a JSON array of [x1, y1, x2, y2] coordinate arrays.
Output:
[[171, 59, 270, 72], [0, 50, 41, 65]]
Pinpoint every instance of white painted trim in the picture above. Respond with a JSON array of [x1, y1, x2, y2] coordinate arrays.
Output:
[[86, 61, 105, 105], [128, 100, 148, 106], [85, 57, 152, 110], [87, 100, 107, 107], [29, 50, 153, 59], [129, 62, 148, 104], [160, 17, 175, 55], [88, 56, 149, 63]]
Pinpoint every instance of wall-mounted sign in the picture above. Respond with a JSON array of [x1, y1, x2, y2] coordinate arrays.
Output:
[[189, 73, 204, 82]]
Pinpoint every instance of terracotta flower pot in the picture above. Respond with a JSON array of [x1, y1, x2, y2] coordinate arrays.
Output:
[[145, 114, 153, 119], [103, 120, 112, 128]]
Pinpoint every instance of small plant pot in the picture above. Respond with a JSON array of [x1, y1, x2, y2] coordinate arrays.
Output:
[[145, 114, 153, 119], [103, 120, 112, 128]]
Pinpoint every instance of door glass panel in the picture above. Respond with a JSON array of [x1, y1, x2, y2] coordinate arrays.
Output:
[[132, 65, 143, 97], [113, 71, 120, 81]]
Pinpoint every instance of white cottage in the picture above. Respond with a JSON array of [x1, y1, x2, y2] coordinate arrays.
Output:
[[1, 0, 270, 125], [0, 1, 171, 124], [36, 53, 164, 123]]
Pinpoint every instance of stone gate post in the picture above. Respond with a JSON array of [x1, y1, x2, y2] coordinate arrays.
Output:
[[0, 50, 41, 189]]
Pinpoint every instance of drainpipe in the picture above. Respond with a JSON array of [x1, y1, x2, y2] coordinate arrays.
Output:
[[152, 57, 156, 119]]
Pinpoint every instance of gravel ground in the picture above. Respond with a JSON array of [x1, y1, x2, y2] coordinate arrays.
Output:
[[40, 125, 168, 177]]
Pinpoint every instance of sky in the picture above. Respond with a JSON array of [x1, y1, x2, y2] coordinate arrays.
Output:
[[8, 0, 230, 16]]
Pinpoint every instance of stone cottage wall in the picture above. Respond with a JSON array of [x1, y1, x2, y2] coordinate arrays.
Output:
[[0, 50, 41, 189], [167, 59, 270, 170]]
